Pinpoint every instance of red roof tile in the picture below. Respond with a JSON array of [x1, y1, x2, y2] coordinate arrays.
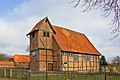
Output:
[[0, 61, 14, 67], [53, 26, 100, 55], [12, 54, 30, 63]]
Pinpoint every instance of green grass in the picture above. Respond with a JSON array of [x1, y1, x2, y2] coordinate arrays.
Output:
[[30, 74, 120, 80], [1, 74, 120, 80]]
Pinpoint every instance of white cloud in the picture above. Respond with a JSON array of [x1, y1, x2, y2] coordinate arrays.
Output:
[[100, 46, 120, 60], [0, 16, 39, 54]]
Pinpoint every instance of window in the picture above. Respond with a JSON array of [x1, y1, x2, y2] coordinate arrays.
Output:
[[64, 62, 67, 64], [83, 55, 87, 61], [83, 55, 90, 61], [69, 53, 73, 56], [61, 52, 74, 56], [94, 56, 96, 62], [74, 54, 78, 62], [32, 52, 36, 56], [87, 55, 90, 61], [43, 31, 46, 37], [47, 32, 49, 37], [61, 52, 66, 55], [43, 31, 50, 37]]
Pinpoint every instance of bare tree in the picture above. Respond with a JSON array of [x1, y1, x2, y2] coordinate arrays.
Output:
[[112, 56, 120, 64], [0, 53, 10, 61], [70, 0, 120, 38]]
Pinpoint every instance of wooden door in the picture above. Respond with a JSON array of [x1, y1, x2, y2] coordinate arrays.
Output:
[[48, 63, 53, 71]]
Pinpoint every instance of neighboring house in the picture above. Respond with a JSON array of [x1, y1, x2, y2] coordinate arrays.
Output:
[[0, 61, 14, 68], [27, 17, 101, 71], [10, 54, 30, 69]]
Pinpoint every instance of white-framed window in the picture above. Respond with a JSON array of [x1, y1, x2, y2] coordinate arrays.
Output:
[[32, 52, 36, 56], [69, 53, 73, 56], [74, 54, 79, 62], [83, 55, 87, 61], [87, 55, 90, 61], [61, 52, 74, 56], [83, 54, 90, 61]]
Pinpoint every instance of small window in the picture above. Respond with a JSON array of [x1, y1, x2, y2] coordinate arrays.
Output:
[[64, 62, 67, 64], [43, 31, 50, 37], [43, 31, 46, 37], [74, 54, 78, 62], [32, 52, 36, 56], [47, 32, 49, 37]]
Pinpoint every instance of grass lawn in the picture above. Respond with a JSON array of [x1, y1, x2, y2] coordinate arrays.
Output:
[[0, 74, 120, 80], [30, 74, 120, 80]]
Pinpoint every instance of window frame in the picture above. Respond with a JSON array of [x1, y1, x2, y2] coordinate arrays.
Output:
[[32, 52, 36, 56], [83, 55, 87, 61], [74, 54, 79, 62], [83, 54, 90, 61], [43, 31, 50, 37]]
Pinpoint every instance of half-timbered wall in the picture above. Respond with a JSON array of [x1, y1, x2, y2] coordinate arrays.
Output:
[[30, 20, 54, 71], [52, 37, 61, 71], [61, 51, 99, 71]]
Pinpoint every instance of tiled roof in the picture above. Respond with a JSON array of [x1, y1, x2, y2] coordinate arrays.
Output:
[[0, 61, 14, 67], [53, 26, 100, 55], [27, 17, 55, 35], [12, 54, 30, 63]]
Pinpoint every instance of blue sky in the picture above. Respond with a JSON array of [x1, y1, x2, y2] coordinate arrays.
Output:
[[0, 0, 25, 16], [0, 0, 119, 61]]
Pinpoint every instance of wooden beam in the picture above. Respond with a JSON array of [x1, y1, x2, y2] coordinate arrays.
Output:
[[78, 55, 79, 71], [82, 55, 83, 70], [59, 50, 62, 71], [67, 55, 69, 71]]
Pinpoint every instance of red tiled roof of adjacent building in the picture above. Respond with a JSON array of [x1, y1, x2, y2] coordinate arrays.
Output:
[[0, 61, 14, 67], [28, 17, 100, 55], [12, 54, 30, 63]]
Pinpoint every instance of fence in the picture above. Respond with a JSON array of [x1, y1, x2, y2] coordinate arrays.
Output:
[[0, 68, 120, 80], [0, 68, 30, 80], [30, 71, 120, 80]]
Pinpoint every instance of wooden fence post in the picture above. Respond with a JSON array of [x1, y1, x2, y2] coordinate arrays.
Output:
[[28, 70, 31, 80], [104, 72, 107, 80], [10, 69, 12, 78], [4, 69, 6, 77], [70, 71, 73, 80]]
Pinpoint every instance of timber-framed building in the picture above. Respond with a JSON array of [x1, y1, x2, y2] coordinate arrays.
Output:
[[27, 17, 101, 71]]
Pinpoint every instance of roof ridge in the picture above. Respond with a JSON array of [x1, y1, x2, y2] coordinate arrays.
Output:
[[14, 54, 28, 56]]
